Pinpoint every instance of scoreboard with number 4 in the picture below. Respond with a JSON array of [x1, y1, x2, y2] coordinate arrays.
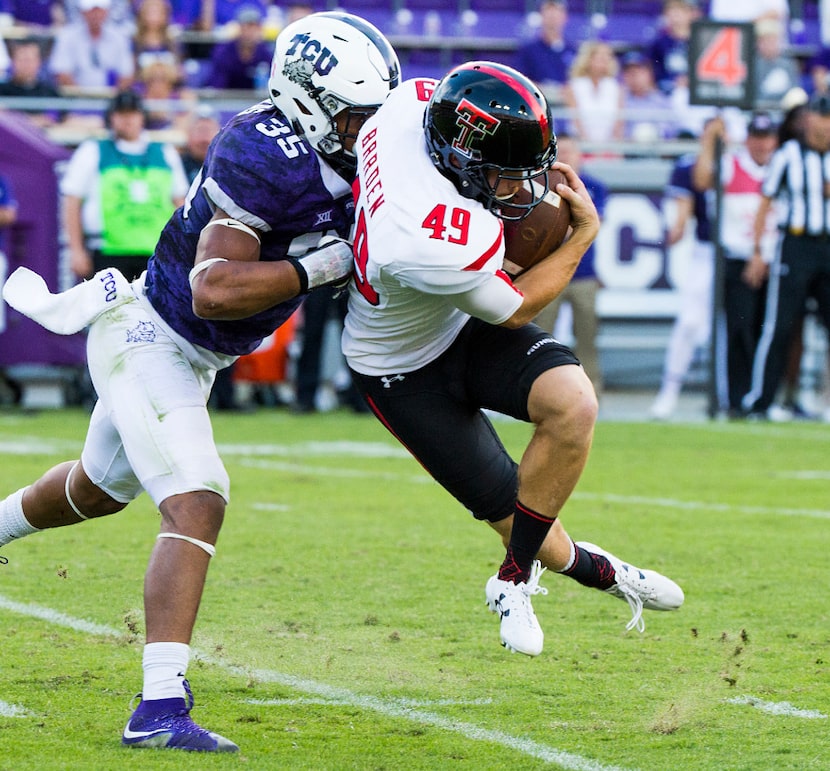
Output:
[[688, 21, 756, 110]]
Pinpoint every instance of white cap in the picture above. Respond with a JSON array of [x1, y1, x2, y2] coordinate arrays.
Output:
[[79, 0, 111, 11]]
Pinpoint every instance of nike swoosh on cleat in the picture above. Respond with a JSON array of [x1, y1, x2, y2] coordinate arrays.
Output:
[[122, 726, 170, 740]]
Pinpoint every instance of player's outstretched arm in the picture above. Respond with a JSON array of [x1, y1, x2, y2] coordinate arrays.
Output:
[[190, 208, 304, 320]]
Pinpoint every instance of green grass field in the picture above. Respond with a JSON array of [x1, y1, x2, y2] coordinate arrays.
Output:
[[0, 406, 828, 770]]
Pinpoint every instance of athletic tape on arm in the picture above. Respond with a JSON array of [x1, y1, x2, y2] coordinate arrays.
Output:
[[188, 257, 228, 287], [203, 218, 261, 243]]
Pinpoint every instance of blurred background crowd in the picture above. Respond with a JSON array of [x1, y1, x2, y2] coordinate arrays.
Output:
[[1, 0, 830, 421]]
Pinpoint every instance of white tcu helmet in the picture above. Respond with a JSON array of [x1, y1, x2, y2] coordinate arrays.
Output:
[[268, 11, 400, 175]]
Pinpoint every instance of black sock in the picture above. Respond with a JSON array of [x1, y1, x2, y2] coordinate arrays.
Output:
[[497, 501, 556, 584], [561, 543, 616, 590]]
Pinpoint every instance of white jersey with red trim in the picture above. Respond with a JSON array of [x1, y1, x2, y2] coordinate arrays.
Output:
[[342, 77, 524, 376]]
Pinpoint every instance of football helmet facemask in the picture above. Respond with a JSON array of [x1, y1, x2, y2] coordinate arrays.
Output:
[[424, 61, 557, 221], [268, 11, 400, 177]]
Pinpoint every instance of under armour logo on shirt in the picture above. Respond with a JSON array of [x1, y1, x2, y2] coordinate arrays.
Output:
[[381, 374, 405, 388]]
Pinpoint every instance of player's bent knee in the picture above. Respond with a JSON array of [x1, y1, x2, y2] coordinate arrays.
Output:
[[529, 367, 598, 430], [69, 463, 128, 519]]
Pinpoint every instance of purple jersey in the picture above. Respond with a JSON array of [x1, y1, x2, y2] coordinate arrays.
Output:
[[666, 154, 710, 243], [144, 100, 354, 356]]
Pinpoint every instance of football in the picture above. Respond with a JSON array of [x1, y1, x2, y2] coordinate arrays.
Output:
[[501, 169, 571, 276]]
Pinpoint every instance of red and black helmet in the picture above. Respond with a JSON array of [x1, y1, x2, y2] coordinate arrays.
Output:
[[424, 61, 557, 220]]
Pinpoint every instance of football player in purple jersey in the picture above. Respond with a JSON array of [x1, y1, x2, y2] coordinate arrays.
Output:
[[0, 12, 399, 753]]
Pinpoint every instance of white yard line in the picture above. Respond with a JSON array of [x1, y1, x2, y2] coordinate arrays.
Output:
[[0, 700, 30, 717], [571, 492, 830, 520], [0, 593, 629, 771], [239, 458, 830, 520], [728, 695, 827, 719]]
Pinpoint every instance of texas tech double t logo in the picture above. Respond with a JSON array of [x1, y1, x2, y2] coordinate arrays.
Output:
[[451, 99, 500, 160]]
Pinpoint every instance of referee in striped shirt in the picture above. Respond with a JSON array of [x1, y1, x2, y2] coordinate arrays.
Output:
[[741, 91, 830, 417]]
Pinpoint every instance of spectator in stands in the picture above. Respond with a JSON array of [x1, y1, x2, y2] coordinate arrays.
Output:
[[514, 0, 576, 103], [619, 49, 678, 142], [533, 132, 608, 398], [0, 170, 17, 265], [647, 0, 700, 95], [650, 145, 713, 420], [285, 2, 313, 25], [178, 106, 221, 183], [207, 6, 272, 91], [692, 112, 779, 417], [193, 0, 269, 32], [49, 0, 135, 90], [133, 0, 183, 74], [65, 0, 135, 33], [135, 57, 196, 129], [754, 18, 801, 107], [5, 0, 65, 29], [708, 0, 788, 27], [562, 40, 623, 146], [0, 40, 63, 127], [0, 38, 9, 81], [806, 47, 830, 96], [61, 89, 189, 282]]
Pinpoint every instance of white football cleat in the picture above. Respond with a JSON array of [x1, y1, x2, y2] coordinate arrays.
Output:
[[649, 389, 678, 420], [576, 542, 684, 632], [485, 560, 548, 656]]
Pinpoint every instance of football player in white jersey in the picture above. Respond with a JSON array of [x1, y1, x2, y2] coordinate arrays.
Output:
[[343, 62, 684, 657]]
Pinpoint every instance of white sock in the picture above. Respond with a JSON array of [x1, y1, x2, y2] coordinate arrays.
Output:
[[142, 642, 190, 701], [0, 487, 39, 547]]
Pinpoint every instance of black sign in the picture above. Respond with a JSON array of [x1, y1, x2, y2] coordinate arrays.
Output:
[[688, 20, 755, 109]]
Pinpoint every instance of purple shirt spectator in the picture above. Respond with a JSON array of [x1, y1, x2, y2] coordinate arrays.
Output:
[[621, 49, 678, 140], [645, 0, 699, 94], [573, 171, 607, 279], [211, 0, 269, 26], [514, 0, 575, 91], [647, 31, 689, 94], [208, 38, 271, 90], [3, 0, 61, 27], [207, 7, 272, 90], [515, 39, 577, 89], [174, 0, 269, 29], [0, 173, 16, 254]]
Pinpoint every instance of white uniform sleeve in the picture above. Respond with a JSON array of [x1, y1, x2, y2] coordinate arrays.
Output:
[[452, 273, 524, 325], [47, 28, 73, 78], [162, 144, 191, 199], [60, 141, 100, 198]]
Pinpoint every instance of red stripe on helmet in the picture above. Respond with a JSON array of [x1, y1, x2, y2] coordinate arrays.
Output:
[[455, 62, 549, 134]]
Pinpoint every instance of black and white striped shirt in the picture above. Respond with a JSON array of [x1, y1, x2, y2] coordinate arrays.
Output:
[[763, 138, 830, 236]]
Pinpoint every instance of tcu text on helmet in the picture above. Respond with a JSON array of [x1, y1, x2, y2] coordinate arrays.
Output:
[[284, 33, 339, 77]]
